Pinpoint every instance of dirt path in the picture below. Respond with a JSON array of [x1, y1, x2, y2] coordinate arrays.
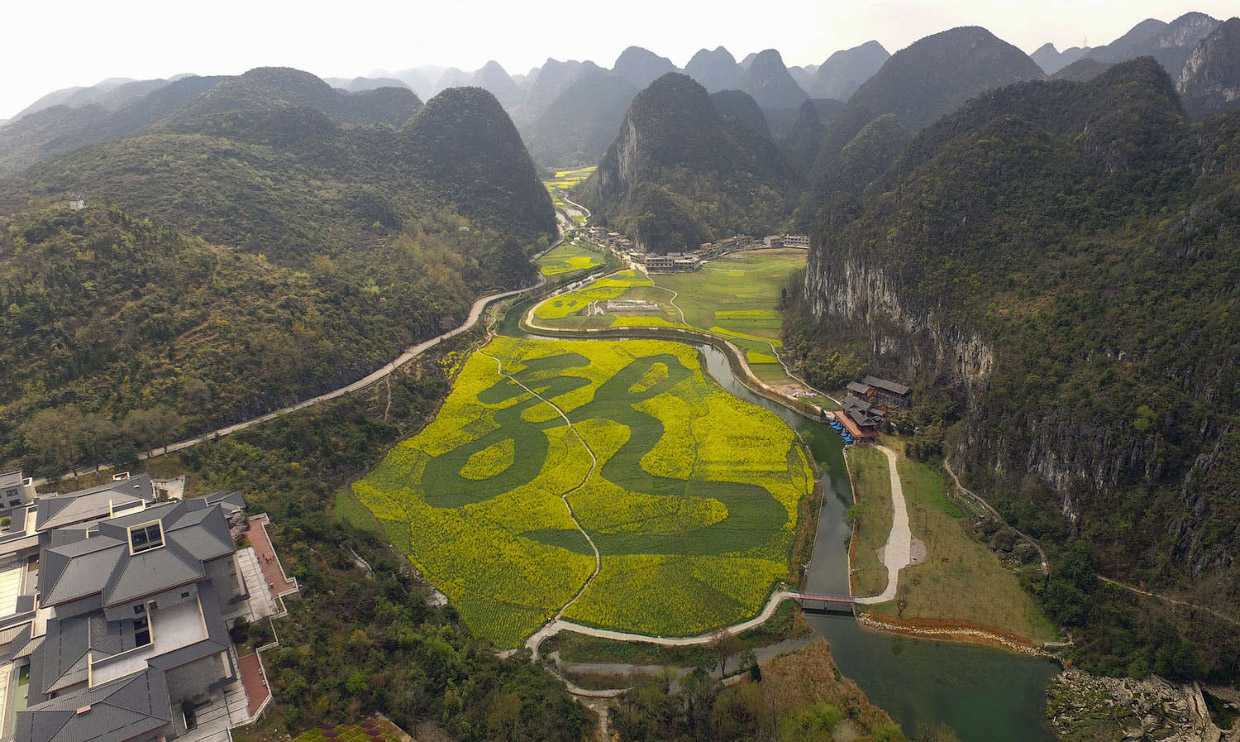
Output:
[[942, 458, 1049, 574], [477, 348, 605, 644], [529, 591, 800, 656], [854, 445, 912, 604], [1097, 576, 1240, 628]]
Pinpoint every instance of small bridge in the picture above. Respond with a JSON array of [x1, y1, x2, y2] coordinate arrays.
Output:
[[792, 592, 859, 614]]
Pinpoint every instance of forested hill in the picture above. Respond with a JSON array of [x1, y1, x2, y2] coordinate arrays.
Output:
[[794, 57, 1240, 677], [0, 205, 482, 473], [1, 87, 554, 265], [0, 86, 555, 476], [580, 72, 801, 253], [800, 26, 1045, 227]]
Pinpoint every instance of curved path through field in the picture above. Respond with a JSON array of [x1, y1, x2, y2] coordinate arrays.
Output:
[[476, 347, 604, 628], [853, 445, 913, 604], [527, 590, 801, 657]]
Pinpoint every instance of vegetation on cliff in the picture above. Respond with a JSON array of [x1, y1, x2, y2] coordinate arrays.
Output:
[[792, 57, 1240, 681]]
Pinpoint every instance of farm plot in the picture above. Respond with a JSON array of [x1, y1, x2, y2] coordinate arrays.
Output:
[[537, 241, 606, 276], [353, 336, 813, 646]]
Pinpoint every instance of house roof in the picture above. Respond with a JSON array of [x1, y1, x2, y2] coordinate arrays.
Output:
[[846, 381, 870, 395], [17, 670, 171, 742], [35, 477, 155, 533], [40, 499, 234, 608], [862, 376, 911, 396]]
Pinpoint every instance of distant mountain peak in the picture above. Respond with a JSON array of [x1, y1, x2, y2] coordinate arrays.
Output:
[[742, 49, 809, 109], [811, 40, 890, 100], [612, 46, 677, 89], [685, 47, 743, 92]]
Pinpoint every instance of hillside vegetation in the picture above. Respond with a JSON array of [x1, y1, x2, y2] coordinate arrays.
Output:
[[3, 87, 553, 265], [0, 205, 501, 473], [794, 58, 1240, 680], [0, 84, 555, 476]]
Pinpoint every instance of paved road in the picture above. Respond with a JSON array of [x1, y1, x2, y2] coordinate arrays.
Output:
[[854, 445, 913, 604], [528, 591, 801, 656]]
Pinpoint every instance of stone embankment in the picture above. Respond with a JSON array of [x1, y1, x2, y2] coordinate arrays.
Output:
[[1047, 668, 1237, 742]]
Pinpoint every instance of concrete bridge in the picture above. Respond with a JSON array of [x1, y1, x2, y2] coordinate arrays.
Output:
[[793, 592, 859, 613]]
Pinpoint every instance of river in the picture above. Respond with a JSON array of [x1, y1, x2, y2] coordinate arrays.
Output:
[[501, 298, 1060, 740]]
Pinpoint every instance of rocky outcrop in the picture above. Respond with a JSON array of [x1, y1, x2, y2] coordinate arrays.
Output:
[[1047, 669, 1235, 742], [1179, 17, 1240, 121], [804, 202, 994, 393]]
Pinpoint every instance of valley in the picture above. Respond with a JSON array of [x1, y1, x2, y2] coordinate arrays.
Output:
[[1, 7, 1239, 741]]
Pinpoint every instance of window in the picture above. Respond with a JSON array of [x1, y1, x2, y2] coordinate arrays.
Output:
[[134, 617, 151, 647], [180, 591, 190, 599], [128, 522, 164, 554], [8, 500, 19, 507], [133, 604, 145, 615]]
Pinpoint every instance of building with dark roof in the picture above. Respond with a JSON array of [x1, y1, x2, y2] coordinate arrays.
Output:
[[861, 376, 912, 408], [11, 488, 260, 742]]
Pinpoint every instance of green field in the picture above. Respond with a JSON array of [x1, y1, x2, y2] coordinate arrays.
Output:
[[858, 441, 1058, 642], [530, 250, 806, 371], [353, 336, 814, 647], [537, 241, 606, 276], [845, 446, 894, 598]]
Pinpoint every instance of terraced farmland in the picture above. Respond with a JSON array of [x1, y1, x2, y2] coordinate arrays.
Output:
[[353, 336, 814, 647]]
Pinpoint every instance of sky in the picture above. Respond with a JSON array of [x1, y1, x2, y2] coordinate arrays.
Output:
[[3, 0, 1236, 119]]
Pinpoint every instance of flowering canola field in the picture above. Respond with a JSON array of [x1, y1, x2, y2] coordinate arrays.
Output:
[[353, 336, 813, 647]]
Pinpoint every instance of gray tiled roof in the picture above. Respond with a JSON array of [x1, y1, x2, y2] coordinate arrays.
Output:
[[17, 670, 171, 742], [862, 376, 911, 396], [36, 477, 155, 533], [40, 499, 234, 608]]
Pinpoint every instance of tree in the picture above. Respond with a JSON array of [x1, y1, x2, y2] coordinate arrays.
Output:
[[711, 629, 743, 676], [25, 406, 84, 475], [78, 413, 120, 463], [122, 406, 183, 455]]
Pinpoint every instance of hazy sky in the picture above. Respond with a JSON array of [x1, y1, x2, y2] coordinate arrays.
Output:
[[4, 0, 1235, 119]]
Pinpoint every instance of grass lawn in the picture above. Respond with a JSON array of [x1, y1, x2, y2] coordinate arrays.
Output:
[[537, 241, 605, 276], [552, 600, 810, 667], [352, 336, 814, 646], [867, 441, 1058, 643], [845, 446, 893, 598]]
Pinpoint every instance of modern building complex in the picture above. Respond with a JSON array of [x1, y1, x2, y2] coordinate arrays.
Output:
[[0, 474, 299, 742]]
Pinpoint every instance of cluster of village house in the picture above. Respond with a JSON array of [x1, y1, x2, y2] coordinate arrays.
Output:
[[831, 376, 913, 443], [0, 470, 299, 742], [579, 228, 810, 273]]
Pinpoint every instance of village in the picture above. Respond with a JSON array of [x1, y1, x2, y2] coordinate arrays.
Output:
[[574, 227, 810, 273]]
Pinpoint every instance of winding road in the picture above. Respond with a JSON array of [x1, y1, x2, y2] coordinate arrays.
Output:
[[34, 241, 563, 487]]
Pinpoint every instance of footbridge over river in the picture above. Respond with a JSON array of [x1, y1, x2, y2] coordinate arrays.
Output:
[[793, 591, 860, 613]]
